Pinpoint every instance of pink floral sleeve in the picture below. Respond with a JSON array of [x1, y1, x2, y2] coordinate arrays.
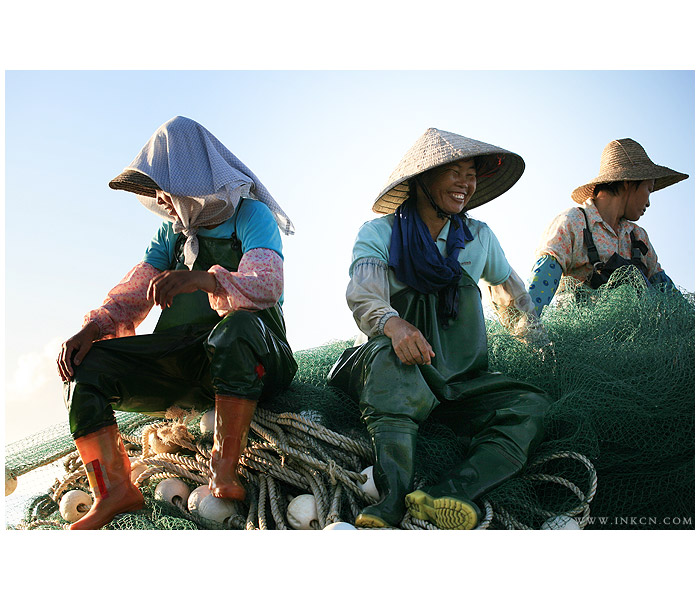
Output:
[[84, 249, 283, 338], [83, 262, 159, 340], [208, 247, 283, 315]]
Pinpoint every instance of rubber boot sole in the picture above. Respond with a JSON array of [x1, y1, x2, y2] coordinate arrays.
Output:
[[355, 512, 393, 528], [405, 490, 480, 530]]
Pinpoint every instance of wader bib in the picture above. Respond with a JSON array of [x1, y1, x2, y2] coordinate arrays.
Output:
[[328, 270, 550, 523], [580, 207, 651, 289], [65, 213, 297, 439]]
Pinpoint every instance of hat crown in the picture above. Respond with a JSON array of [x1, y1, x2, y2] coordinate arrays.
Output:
[[600, 138, 652, 173], [387, 128, 509, 183], [372, 127, 525, 214], [570, 137, 689, 204]]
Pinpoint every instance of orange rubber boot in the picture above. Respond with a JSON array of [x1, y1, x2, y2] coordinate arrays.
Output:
[[209, 395, 257, 501], [70, 424, 144, 530]]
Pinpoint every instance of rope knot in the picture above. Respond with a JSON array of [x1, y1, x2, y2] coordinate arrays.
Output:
[[326, 460, 340, 485]]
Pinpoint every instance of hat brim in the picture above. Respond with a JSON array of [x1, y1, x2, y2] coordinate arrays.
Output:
[[109, 169, 161, 197], [372, 152, 525, 215], [571, 166, 689, 204]]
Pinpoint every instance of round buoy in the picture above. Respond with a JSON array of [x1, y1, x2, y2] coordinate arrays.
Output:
[[286, 494, 319, 530], [5, 471, 18, 496], [541, 515, 580, 530], [359, 466, 380, 501], [199, 410, 216, 435], [187, 485, 211, 513], [323, 521, 356, 530], [129, 457, 147, 485], [59, 490, 94, 523], [154, 478, 191, 505], [198, 495, 236, 523]]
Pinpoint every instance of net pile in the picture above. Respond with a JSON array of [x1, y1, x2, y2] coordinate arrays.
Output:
[[487, 267, 694, 529], [5, 269, 693, 530]]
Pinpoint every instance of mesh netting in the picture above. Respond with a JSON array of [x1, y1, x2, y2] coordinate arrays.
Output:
[[5, 268, 694, 530]]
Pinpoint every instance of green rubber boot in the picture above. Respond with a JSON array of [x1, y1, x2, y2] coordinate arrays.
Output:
[[355, 421, 417, 528], [406, 442, 520, 529]]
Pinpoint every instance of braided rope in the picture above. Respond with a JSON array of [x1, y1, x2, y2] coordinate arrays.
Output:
[[483, 450, 597, 530], [19, 411, 598, 532], [266, 474, 288, 530], [257, 473, 268, 530]]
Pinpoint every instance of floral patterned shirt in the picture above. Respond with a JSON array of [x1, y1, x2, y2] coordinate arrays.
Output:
[[535, 198, 663, 283]]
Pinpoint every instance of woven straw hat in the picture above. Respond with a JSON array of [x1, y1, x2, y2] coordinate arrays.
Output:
[[109, 170, 160, 196], [372, 128, 525, 214], [571, 138, 688, 204]]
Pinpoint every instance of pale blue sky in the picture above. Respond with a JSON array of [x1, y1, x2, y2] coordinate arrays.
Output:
[[1, 1, 697, 589], [4, 70, 695, 443]]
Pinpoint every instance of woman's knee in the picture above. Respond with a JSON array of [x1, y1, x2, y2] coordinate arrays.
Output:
[[64, 380, 116, 438]]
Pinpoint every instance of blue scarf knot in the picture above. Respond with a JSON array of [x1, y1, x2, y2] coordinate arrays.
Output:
[[388, 199, 473, 327]]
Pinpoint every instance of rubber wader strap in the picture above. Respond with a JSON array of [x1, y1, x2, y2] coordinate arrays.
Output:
[[579, 207, 602, 267], [629, 232, 649, 276]]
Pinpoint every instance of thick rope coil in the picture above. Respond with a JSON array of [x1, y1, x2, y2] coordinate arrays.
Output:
[[50, 469, 87, 503], [136, 452, 207, 474], [477, 500, 494, 529], [242, 446, 311, 490], [266, 474, 288, 530], [134, 461, 208, 487], [257, 473, 269, 530], [298, 464, 329, 529], [327, 484, 343, 524], [15, 519, 68, 530], [62, 450, 81, 473], [22, 407, 598, 532], [245, 481, 259, 530], [343, 484, 362, 521], [483, 450, 597, 529], [528, 450, 598, 504], [264, 409, 372, 461]]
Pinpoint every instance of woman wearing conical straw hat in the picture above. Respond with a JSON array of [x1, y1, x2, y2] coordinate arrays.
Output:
[[57, 116, 297, 529], [328, 128, 552, 530], [527, 138, 689, 314]]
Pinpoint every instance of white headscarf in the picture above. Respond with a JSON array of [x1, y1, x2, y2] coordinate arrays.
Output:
[[122, 116, 294, 268]]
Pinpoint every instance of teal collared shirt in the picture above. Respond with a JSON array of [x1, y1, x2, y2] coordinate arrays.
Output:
[[351, 214, 512, 296], [143, 198, 284, 270]]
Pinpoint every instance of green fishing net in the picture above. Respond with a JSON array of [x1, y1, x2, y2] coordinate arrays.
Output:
[[5, 268, 694, 530]]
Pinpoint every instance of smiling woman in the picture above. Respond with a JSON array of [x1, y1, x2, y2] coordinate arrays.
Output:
[[416, 158, 478, 223], [327, 127, 552, 530]]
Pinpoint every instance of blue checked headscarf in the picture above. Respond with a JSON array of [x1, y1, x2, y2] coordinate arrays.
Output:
[[117, 116, 294, 268]]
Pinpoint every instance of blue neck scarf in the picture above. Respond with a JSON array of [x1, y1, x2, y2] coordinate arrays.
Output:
[[389, 198, 473, 326]]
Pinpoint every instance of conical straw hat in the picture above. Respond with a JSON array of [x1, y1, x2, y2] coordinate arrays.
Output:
[[571, 138, 688, 204], [372, 128, 525, 214]]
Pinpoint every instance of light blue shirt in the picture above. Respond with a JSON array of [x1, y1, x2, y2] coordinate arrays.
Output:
[[351, 214, 512, 296], [143, 198, 283, 271]]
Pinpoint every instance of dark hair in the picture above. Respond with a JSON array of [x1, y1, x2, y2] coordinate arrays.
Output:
[[593, 180, 643, 198], [474, 154, 502, 178]]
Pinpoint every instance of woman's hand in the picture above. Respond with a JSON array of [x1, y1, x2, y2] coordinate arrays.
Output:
[[383, 316, 435, 366], [57, 321, 100, 382], [147, 270, 217, 309]]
